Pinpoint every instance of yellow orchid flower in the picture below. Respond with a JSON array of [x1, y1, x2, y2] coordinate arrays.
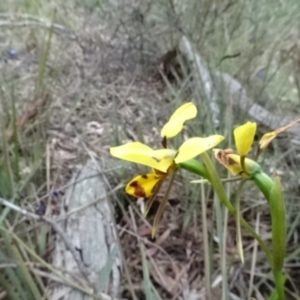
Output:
[[214, 149, 260, 177], [110, 102, 224, 198], [216, 118, 300, 176], [110, 102, 224, 236]]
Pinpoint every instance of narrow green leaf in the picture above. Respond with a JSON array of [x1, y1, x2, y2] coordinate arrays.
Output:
[[11, 84, 20, 181]]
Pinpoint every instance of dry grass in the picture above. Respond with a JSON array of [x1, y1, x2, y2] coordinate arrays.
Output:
[[0, 0, 300, 299]]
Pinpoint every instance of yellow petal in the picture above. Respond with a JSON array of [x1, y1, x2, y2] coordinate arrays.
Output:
[[126, 173, 163, 198], [152, 149, 176, 172], [259, 118, 300, 150], [175, 135, 224, 163], [160, 102, 197, 138], [234, 122, 257, 156], [153, 157, 175, 175], [110, 142, 165, 171], [152, 149, 177, 160]]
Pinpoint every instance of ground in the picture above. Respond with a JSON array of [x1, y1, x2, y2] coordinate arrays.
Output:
[[1, 1, 300, 299]]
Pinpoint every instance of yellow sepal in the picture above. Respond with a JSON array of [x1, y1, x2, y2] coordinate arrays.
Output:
[[175, 135, 224, 163], [110, 142, 174, 172], [160, 102, 197, 138], [234, 122, 257, 156]]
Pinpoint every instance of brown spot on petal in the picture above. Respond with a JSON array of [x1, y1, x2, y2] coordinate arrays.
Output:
[[227, 156, 237, 166], [142, 174, 148, 179], [216, 150, 222, 160], [129, 181, 146, 197]]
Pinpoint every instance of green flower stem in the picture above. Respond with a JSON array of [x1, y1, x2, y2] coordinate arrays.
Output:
[[179, 159, 210, 180], [269, 175, 286, 300], [252, 169, 286, 299], [241, 155, 246, 175], [269, 175, 286, 271], [200, 152, 273, 266], [273, 269, 286, 300], [252, 171, 274, 202]]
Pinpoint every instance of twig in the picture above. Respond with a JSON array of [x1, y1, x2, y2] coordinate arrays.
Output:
[[0, 20, 68, 32]]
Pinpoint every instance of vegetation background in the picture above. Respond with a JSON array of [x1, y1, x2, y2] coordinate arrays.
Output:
[[1, 0, 300, 299]]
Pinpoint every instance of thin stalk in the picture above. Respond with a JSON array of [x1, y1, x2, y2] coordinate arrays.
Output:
[[221, 207, 229, 300], [35, 11, 55, 98], [11, 84, 20, 182], [235, 180, 247, 264], [214, 191, 229, 300], [152, 170, 177, 237]]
